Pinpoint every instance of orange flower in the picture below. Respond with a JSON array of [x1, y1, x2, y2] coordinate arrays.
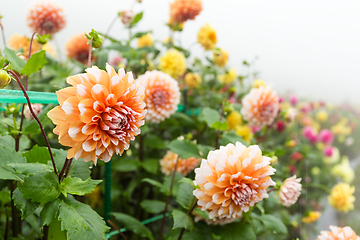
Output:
[[160, 150, 201, 176], [279, 175, 302, 207], [66, 34, 95, 64], [169, 0, 202, 23], [8, 34, 42, 58], [47, 64, 147, 164], [27, 0, 66, 36], [136, 70, 180, 123], [241, 86, 279, 127], [193, 142, 276, 219], [317, 226, 360, 240]]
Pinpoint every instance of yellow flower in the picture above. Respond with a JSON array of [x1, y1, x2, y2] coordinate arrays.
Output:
[[316, 110, 328, 122], [213, 48, 228, 67], [159, 49, 186, 78], [253, 79, 266, 88], [184, 72, 201, 88], [197, 23, 217, 50], [311, 167, 320, 176], [285, 139, 297, 148], [137, 33, 153, 48], [302, 211, 321, 224], [316, 143, 324, 150], [328, 182, 355, 212], [226, 111, 242, 130], [235, 125, 253, 144], [219, 68, 237, 84], [332, 157, 354, 183]]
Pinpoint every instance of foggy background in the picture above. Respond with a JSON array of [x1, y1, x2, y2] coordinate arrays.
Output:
[[1, 0, 360, 104]]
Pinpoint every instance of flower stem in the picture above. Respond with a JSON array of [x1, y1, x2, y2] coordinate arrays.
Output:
[[63, 158, 73, 179], [42, 225, 49, 240], [107, 220, 128, 240], [158, 156, 179, 240], [0, 20, 6, 47], [8, 70, 58, 177], [58, 158, 71, 182], [177, 201, 197, 240], [87, 37, 93, 68]]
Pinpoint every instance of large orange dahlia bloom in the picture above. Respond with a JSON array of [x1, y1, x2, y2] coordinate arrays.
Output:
[[169, 0, 202, 23], [241, 86, 280, 127], [317, 226, 360, 240], [136, 70, 180, 123], [47, 64, 146, 164], [26, 0, 66, 36], [66, 34, 95, 64], [193, 142, 276, 219]]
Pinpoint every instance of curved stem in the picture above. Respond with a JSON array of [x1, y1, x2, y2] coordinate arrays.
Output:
[[8, 70, 58, 177], [28, 32, 37, 59], [87, 37, 93, 68], [158, 156, 179, 240], [107, 220, 128, 240], [0, 20, 6, 47]]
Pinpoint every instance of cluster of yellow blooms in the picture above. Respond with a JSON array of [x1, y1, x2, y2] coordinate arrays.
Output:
[[328, 182, 355, 212], [159, 49, 186, 78], [226, 111, 253, 143]]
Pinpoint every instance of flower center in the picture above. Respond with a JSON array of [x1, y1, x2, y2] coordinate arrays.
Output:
[[259, 103, 275, 120], [41, 20, 56, 32], [152, 89, 168, 106], [100, 107, 131, 139], [229, 183, 257, 206]]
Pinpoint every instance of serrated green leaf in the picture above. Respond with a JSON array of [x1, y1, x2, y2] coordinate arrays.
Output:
[[22, 145, 51, 164], [4, 47, 26, 72], [0, 167, 23, 182], [172, 209, 194, 231], [0, 144, 27, 166], [141, 158, 159, 174], [140, 200, 167, 214], [258, 215, 288, 234], [21, 50, 47, 76], [48, 219, 67, 240], [41, 199, 62, 226], [60, 177, 102, 197], [112, 212, 154, 240], [6, 163, 52, 176], [17, 171, 60, 205], [200, 107, 220, 128], [58, 195, 109, 240], [176, 182, 195, 210], [12, 188, 39, 219], [217, 222, 256, 240], [168, 139, 202, 159]]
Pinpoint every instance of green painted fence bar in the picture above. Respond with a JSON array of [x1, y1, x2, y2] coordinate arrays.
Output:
[[0, 89, 58, 104]]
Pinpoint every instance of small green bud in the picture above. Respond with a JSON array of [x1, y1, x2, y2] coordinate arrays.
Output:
[[85, 29, 103, 48], [0, 70, 11, 89], [5, 103, 21, 115], [36, 34, 50, 45]]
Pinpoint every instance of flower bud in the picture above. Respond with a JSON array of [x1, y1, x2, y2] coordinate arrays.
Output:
[[85, 29, 103, 48], [36, 34, 50, 45], [119, 10, 135, 26], [0, 70, 11, 89]]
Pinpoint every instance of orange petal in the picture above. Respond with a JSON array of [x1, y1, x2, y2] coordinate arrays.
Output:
[[56, 87, 76, 105]]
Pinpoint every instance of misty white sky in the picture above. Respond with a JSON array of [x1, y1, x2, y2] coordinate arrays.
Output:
[[2, 0, 360, 104]]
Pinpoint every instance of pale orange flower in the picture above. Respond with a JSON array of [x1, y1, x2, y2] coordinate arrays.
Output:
[[120, 10, 135, 26], [317, 226, 360, 240], [169, 0, 202, 23], [193, 142, 276, 219], [47, 64, 147, 164], [27, 0, 66, 36], [66, 34, 94, 64], [160, 150, 201, 176], [241, 86, 280, 127], [8, 34, 42, 58], [25, 104, 43, 120], [136, 70, 180, 123], [279, 175, 302, 207]]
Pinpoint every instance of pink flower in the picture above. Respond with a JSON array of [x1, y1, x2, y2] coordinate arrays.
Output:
[[302, 126, 317, 143], [318, 129, 334, 145], [279, 175, 302, 207], [275, 120, 285, 132], [323, 146, 334, 157], [289, 94, 298, 106], [24, 103, 43, 120]]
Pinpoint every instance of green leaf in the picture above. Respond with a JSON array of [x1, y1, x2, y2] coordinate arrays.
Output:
[[40, 199, 62, 226], [22, 104, 53, 135], [212, 121, 228, 131], [197, 145, 214, 158], [12, 188, 39, 219], [258, 215, 287, 234], [112, 212, 154, 240], [113, 158, 139, 172], [251, 218, 263, 234], [6, 163, 52, 176], [0, 144, 27, 166], [142, 178, 168, 195], [200, 107, 220, 128], [193, 208, 209, 220], [140, 200, 167, 214], [0, 120, 8, 136], [22, 145, 51, 164], [105, 43, 131, 52], [179, 177, 196, 187], [4, 47, 26, 72], [58, 195, 109, 240], [172, 209, 194, 231], [171, 112, 195, 127], [163, 172, 183, 196], [129, 12, 143, 27], [219, 130, 247, 146], [0, 190, 11, 206], [144, 134, 165, 149], [60, 177, 102, 197], [176, 182, 195, 210], [48, 219, 67, 240], [17, 171, 61, 205], [217, 222, 256, 240], [141, 158, 159, 174], [0, 167, 23, 182], [21, 50, 47, 76], [168, 139, 202, 159]]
